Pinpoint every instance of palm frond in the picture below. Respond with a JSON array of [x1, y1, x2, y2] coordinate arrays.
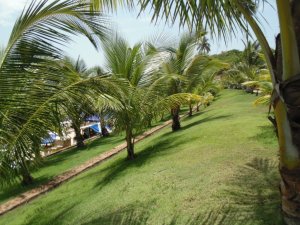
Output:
[[138, 0, 268, 40], [0, 0, 117, 185], [253, 94, 271, 106]]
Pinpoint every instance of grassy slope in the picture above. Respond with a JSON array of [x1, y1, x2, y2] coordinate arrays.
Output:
[[0, 90, 282, 225], [0, 135, 125, 204]]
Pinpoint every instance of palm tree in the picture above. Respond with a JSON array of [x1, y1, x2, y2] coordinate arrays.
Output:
[[242, 40, 265, 68], [155, 33, 206, 128], [102, 34, 198, 159], [0, 0, 124, 186], [87, 0, 300, 222], [222, 40, 266, 91], [60, 57, 98, 148], [197, 36, 211, 54]]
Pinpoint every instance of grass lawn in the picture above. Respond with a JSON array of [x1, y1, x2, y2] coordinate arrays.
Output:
[[0, 90, 282, 225], [0, 135, 125, 204]]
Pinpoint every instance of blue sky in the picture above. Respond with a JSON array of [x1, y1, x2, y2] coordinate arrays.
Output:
[[0, 0, 279, 67]]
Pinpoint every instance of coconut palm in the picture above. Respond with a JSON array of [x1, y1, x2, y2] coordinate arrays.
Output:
[[242, 69, 273, 105], [153, 33, 207, 128], [60, 57, 100, 147], [86, 0, 300, 222], [0, 0, 125, 186], [197, 36, 211, 54], [222, 40, 266, 91], [242, 40, 265, 68], [101, 34, 156, 159], [102, 34, 199, 159], [142, 1, 300, 223]]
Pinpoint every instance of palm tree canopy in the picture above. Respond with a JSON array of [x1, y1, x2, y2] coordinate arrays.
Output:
[[0, 0, 125, 186], [89, 0, 264, 38]]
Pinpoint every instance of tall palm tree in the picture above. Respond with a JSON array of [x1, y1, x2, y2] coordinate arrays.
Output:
[[87, 0, 300, 222], [0, 0, 124, 186], [197, 36, 211, 54]]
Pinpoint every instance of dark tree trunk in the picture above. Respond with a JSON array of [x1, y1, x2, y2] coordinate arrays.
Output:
[[147, 118, 152, 127], [188, 103, 193, 117], [101, 126, 109, 137], [171, 106, 181, 131], [20, 162, 33, 186], [74, 125, 84, 148], [100, 115, 109, 137], [160, 113, 164, 121], [196, 104, 200, 112], [126, 128, 135, 160]]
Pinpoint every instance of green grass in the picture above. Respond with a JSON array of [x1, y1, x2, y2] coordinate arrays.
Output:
[[0, 135, 125, 204], [0, 90, 282, 225]]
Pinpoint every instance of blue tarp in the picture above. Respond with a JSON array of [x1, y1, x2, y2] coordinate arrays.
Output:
[[90, 124, 101, 133], [42, 133, 57, 144]]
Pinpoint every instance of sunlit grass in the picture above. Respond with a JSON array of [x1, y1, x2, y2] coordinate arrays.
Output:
[[0, 90, 282, 225], [0, 135, 125, 204]]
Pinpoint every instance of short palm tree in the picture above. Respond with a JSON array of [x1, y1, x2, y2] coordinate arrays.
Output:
[[102, 34, 198, 159], [155, 33, 206, 128], [243, 70, 273, 105]]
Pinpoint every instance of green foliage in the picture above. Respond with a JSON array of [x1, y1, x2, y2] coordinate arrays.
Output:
[[100, 34, 199, 157], [0, 0, 123, 186], [212, 49, 243, 64]]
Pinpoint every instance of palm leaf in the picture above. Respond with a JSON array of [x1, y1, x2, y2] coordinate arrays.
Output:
[[0, 0, 119, 185]]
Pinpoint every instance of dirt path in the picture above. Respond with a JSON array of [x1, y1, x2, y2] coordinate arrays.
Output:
[[0, 113, 190, 216]]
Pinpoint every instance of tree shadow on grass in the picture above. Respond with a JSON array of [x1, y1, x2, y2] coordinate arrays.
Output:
[[225, 157, 283, 225], [88, 134, 195, 190], [78, 202, 256, 225], [73, 124, 198, 189], [21, 199, 80, 225], [249, 125, 278, 147], [160, 114, 232, 139], [0, 176, 51, 204], [0, 135, 123, 205], [77, 113, 232, 191], [180, 115, 232, 132]]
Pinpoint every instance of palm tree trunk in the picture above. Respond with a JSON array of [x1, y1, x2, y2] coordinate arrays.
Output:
[[171, 106, 181, 131], [73, 124, 84, 148], [100, 116, 109, 137], [274, 1, 300, 223], [20, 161, 33, 186], [235, 1, 300, 222], [160, 113, 164, 121], [188, 102, 193, 117], [147, 118, 152, 127], [196, 103, 200, 112], [101, 126, 109, 137], [125, 127, 135, 160]]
